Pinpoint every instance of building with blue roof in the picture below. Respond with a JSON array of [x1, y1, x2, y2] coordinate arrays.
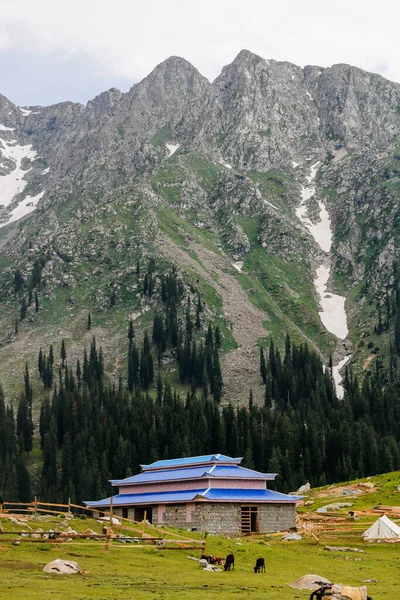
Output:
[[85, 454, 298, 535]]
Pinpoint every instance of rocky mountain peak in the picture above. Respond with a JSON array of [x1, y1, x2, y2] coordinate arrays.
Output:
[[86, 88, 123, 116], [312, 63, 400, 151], [129, 54, 210, 101], [230, 48, 266, 66], [1, 50, 400, 409]]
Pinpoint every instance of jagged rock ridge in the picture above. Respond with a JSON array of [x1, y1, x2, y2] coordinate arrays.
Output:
[[1, 50, 400, 403]]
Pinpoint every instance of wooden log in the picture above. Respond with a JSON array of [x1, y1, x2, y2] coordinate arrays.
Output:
[[35, 501, 70, 509], [2, 502, 34, 507]]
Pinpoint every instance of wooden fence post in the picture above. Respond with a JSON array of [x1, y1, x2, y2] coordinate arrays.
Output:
[[68, 498, 71, 515], [105, 497, 113, 552], [34, 496, 37, 516]]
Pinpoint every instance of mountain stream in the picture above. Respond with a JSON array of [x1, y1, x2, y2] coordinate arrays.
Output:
[[296, 162, 350, 398]]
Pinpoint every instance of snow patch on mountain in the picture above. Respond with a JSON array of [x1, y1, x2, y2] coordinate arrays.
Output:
[[218, 159, 233, 170], [166, 143, 180, 157], [314, 264, 348, 339], [296, 161, 349, 397], [332, 355, 351, 398], [0, 191, 45, 229], [0, 138, 38, 208], [0, 124, 15, 131]]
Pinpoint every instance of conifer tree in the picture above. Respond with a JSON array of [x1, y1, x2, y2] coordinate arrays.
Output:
[[49, 344, 54, 367], [40, 418, 58, 499], [128, 319, 135, 340], [395, 310, 400, 353], [14, 269, 24, 293], [16, 393, 33, 452], [260, 347, 267, 383], [215, 326, 221, 349], [20, 297, 27, 321], [30, 259, 42, 289], [76, 359, 81, 383], [60, 339, 67, 368], [143, 273, 149, 296], [24, 364, 33, 410], [109, 289, 116, 308], [38, 348, 44, 379], [16, 453, 31, 502], [156, 373, 163, 407]]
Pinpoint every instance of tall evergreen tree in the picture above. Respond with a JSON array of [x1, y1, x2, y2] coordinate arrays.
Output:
[[20, 297, 27, 321], [260, 347, 267, 383], [60, 339, 67, 368], [14, 269, 24, 293], [128, 319, 135, 340]]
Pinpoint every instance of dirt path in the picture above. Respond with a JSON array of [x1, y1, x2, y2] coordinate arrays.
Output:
[[156, 234, 268, 405]]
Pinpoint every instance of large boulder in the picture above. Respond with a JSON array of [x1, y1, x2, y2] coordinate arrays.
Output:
[[297, 483, 311, 495], [43, 559, 80, 574], [281, 533, 302, 541], [289, 574, 330, 590]]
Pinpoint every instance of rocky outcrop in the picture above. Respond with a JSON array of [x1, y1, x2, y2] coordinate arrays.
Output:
[[1, 50, 400, 400]]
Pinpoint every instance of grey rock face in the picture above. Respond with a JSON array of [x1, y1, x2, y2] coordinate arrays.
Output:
[[180, 50, 324, 170], [308, 63, 400, 151], [1, 49, 400, 399]]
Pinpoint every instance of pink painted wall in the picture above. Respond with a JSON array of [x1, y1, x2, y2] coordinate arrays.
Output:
[[207, 479, 266, 489], [186, 503, 195, 522], [119, 478, 267, 494], [158, 504, 166, 523], [119, 480, 207, 495]]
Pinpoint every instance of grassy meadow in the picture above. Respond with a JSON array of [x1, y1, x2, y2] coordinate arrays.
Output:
[[1, 522, 398, 600], [2, 470, 400, 600]]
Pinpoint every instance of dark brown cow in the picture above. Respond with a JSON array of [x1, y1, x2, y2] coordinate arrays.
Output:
[[224, 553, 234, 571], [254, 557, 265, 573]]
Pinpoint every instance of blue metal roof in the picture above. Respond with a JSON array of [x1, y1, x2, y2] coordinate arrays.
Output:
[[85, 489, 207, 508], [141, 454, 242, 471], [112, 464, 276, 486], [207, 466, 276, 480], [85, 487, 298, 508]]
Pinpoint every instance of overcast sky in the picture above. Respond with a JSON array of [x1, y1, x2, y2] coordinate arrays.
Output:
[[1, 0, 399, 107]]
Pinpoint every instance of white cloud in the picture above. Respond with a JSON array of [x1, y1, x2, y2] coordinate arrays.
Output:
[[1, 0, 400, 100]]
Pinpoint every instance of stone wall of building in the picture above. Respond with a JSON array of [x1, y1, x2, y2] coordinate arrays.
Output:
[[112, 507, 136, 520], [192, 502, 241, 534], [94, 502, 295, 534], [154, 502, 296, 534], [159, 504, 187, 528], [257, 503, 296, 533]]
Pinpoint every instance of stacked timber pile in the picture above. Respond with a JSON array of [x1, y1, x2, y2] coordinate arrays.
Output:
[[355, 506, 400, 518]]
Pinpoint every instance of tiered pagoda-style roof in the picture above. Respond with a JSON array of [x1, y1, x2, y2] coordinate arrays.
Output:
[[86, 453, 297, 509]]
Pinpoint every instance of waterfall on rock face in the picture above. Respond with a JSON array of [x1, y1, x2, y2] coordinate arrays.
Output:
[[296, 162, 350, 398]]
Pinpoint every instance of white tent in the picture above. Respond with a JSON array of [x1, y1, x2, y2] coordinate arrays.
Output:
[[362, 514, 400, 540]]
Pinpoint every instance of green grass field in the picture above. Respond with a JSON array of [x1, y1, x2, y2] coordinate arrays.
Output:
[[1, 523, 397, 599], [2, 471, 400, 599]]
